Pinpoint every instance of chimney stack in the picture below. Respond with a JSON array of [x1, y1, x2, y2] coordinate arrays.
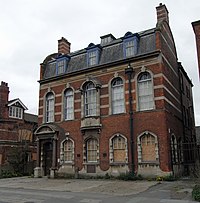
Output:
[[0, 81, 9, 119], [58, 37, 71, 54], [156, 3, 169, 24]]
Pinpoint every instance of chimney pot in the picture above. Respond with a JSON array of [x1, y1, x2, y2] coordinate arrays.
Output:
[[1, 81, 8, 87]]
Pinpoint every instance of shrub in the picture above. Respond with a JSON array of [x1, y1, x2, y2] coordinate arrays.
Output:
[[163, 175, 176, 181], [156, 176, 163, 182], [155, 175, 176, 182], [192, 185, 200, 201], [117, 173, 143, 181], [0, 170, 21, 179]]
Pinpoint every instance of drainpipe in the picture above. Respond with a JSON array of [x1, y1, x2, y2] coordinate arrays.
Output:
[[125, 63, 135, 175]]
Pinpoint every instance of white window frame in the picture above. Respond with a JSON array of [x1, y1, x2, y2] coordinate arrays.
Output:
[[125, 40, 134, 57], [87, 138, 98, 163], [84, 82, 97, 116], [60, 137, 74, 164], [64, 89, 74, 120], [57, 59, 66, 75], [88, 51, 97, 66], [9, 106, 23, 119], [137, 72, 154, 111], [63, 140, 73, 163], [46, 93, 54, 123], [111, 78, 125, 114]]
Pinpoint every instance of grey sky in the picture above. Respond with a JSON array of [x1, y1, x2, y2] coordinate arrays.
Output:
[[0, 0, 200, 125]]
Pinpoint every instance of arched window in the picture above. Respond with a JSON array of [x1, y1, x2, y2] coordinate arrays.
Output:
[[137, 72, 154, 111], [141, 133, 156, 162], [64, 88, 74, 120], [63, 139, 73, 163], [84, 82, 97, 116], [45, 92, 54, 123], [111, 78, 125, 114], [87, 138, 98, 162], [109, 134, 128, 163], [113, 135, 126, 162]]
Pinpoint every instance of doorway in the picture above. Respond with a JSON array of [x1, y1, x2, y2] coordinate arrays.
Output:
[[43, 142, 53, 176]]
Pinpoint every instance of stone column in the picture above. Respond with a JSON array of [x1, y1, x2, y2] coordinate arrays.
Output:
[[34, 138, 43, 177], [50, 135, 57, 178], [36, 138, 41, 167]]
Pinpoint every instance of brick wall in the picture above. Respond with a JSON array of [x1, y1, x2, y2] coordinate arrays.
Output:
[[38, 54, 184, 173]]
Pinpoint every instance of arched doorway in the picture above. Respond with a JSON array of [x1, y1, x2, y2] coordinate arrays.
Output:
[[43, 142, 53, 176], [34, 124, 63, 178]]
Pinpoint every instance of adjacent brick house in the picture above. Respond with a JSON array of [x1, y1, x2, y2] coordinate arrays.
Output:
[[0, 81, 38, 174], [192, 19, 200, 171], [192, 20, 200, 79], [34, 4, 196, 178]]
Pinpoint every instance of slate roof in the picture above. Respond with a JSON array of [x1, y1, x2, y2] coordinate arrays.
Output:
[[42, 28, 156, 80], [24, 113, 38, 123]]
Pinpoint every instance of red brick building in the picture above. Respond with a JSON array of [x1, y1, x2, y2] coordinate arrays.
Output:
[[34, 4, 196, 178], [192, 20, 200, 79], [0, 81, 38, 174]]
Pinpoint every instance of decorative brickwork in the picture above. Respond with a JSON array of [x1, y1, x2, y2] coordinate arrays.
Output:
[[34, 4, 196, 178]]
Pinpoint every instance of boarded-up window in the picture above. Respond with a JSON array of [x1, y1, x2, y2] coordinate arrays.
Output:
[[32, 152, 37, 161], [113, 136, 126, 162], [141, 134, 156, 161], [18, 129, 32, 141]]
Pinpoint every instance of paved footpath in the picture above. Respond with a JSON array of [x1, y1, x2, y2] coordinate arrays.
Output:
[[0, 177, 157, 195], [0, 177, 198, 203]]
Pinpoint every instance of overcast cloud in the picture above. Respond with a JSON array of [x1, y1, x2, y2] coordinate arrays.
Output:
[[0, 0, 200, 125]]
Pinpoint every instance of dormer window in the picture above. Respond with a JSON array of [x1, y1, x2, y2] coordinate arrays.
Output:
[[125, 40, 134, 57], [44, 55, 70, 78], [8, 98, 28, 120], [56, 56, 70, 75], [57, 59, 66, 74], [123, 32, 139, 58], [88, 51, 97, 66], [86, 43, 101, 67], [9, 106, 23, 119]]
